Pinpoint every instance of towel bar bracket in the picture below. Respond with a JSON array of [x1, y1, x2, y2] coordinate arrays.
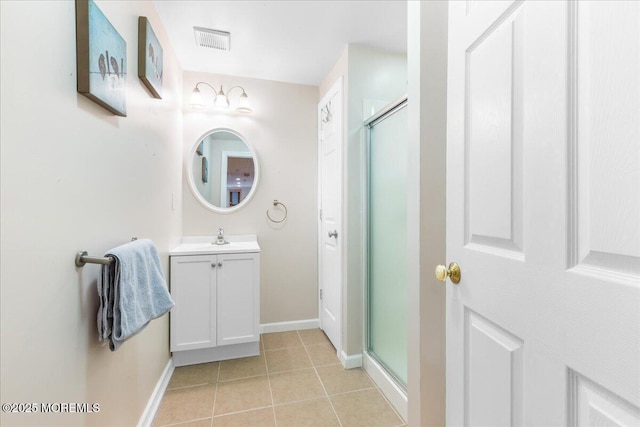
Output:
[[75, 251, 114, 268], [75, 238, 137, 268]]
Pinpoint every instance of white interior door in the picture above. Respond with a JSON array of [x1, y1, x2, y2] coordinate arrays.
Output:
[[446, 1, 639, 425], [318, 77, 343, 353]]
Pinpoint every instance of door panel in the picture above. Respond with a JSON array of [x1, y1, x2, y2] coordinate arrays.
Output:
[[216, 253, 259, 346], [569, 372, 640, 427], [465, 2, 524, 258], [571, 0, 640, 277], [466, 310, 524, 427], [170, 255, 216, 351], [447, 1, 639, 426]]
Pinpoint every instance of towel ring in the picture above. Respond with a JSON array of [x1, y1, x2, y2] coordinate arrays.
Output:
[[266, 200, 288, 223]]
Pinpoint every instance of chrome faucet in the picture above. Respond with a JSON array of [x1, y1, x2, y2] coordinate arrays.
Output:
[[215, 228, 228, 245]]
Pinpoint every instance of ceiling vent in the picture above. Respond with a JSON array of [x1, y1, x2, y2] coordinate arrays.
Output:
[[194, 27, 230, 51]]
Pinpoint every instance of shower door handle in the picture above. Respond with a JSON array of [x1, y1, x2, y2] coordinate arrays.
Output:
[[328, 230, 338, 239]]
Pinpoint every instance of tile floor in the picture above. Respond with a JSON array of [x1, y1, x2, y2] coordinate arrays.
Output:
[[153, 329, 406, 427]]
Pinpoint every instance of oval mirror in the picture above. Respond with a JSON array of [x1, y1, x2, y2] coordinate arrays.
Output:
[[186, 129, 259, 213]]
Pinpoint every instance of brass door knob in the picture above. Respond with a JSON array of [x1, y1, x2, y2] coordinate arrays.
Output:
[[435, 262, 461, 284]]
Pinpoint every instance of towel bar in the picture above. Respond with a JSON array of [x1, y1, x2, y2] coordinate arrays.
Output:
[[75, 252, 113, 267], [75, 237, 138, 268]]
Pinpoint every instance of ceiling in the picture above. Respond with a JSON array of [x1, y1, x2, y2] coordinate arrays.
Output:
[[153, 1, 407, 86]]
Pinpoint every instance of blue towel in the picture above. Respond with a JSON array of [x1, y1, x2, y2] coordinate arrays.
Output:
[[97, 239, 174, 351]]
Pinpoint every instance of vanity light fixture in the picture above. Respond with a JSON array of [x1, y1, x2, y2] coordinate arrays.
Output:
[[189, 82, 252, 113]]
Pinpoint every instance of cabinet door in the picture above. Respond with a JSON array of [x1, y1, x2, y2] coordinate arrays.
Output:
[[216, 252, 259, 345], [170, 255, 216, 351]]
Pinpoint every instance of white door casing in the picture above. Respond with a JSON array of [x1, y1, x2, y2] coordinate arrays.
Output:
[[219, 151, 252, 208], [446, 1, 639, 426], [318, 77, 343, 353]]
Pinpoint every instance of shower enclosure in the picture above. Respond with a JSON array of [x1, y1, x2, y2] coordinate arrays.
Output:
[[364, 96, 408, 417]]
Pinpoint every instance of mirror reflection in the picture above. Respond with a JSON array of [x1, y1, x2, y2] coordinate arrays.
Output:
[[191, 130, 256, 209]]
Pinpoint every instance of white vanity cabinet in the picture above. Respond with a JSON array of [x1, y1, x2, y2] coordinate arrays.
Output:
[[169, 236, 260, 366]]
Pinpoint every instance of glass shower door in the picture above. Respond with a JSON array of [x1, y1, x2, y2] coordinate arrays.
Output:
[[366, 99, 408, 387]]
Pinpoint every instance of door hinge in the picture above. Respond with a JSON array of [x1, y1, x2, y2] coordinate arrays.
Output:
[[320, 289, 323, 300], [319, 209, 323, 221]]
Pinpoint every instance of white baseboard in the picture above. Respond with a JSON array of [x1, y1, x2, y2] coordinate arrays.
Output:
[[137, 358, 174, 427], [339, 350, 363, 369], [259, 318, 319, 334], [362, 352, 407, 422]]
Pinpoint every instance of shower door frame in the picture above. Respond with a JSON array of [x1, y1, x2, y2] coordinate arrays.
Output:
[[363, 95, 408, 421]]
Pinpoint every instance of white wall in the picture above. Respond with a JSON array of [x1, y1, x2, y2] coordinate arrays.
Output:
[[182, 71, 319, 325], [320, 45, 407, 358], [0, 1, 183, 426]]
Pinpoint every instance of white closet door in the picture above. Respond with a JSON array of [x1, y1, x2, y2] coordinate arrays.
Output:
[[446, 1, 640, 425], [318, 77, 343, 353]]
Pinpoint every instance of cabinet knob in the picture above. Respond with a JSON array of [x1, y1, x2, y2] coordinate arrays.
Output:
[[217, 262, 223, 267], [211, 263, 216, 268]]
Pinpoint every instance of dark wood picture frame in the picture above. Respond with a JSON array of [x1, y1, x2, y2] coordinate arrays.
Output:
[[202, 157, 209, 183], [75, 0, 127, 116], [138, 17, 163, 99]]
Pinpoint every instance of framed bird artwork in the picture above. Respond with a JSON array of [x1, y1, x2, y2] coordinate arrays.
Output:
[[138, 17, 163, 99], [75, 0, 127, 116]]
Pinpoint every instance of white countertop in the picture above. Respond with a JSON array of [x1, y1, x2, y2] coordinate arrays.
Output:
[[170, 235, 260, 256]]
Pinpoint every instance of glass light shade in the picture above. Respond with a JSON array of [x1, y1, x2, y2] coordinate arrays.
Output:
[[189, 87, 206, 109], [214, 88, 230, 109], [236, 92, 252, 113]]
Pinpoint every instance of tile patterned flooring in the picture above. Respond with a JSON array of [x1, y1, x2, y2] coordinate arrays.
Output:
[[153, 329, 406, 427]]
